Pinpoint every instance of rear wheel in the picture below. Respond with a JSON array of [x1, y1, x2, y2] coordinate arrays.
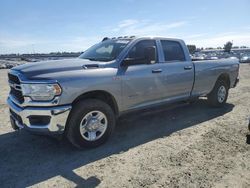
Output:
[[66, 99, 116, 148], [207, 80, 229, 107]]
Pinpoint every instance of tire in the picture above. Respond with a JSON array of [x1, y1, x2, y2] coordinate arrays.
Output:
[[66, 99, 116, 148], [207, 79, 229, 107]]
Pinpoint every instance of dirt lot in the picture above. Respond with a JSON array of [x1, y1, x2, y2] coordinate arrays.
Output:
[[0, 65, 249, 188]]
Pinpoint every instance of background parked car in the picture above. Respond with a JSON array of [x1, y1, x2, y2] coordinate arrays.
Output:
[[5, 64, 15, 69], [0, 64, 7, 69], [240, 56, 250, 63]]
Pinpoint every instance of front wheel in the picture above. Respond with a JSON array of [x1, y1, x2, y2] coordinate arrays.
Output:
[[207, 80, 229, 107], [66, 99, 116, 148]]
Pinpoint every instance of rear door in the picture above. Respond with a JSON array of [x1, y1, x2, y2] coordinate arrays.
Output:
[[159, 40, 194, 101]]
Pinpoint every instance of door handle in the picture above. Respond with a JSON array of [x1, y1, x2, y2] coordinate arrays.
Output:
[[184, 66, 193, 70], [152, 69, 162, 73]]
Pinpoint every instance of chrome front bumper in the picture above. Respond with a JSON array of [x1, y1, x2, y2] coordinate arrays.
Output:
[[7, 97, 72, 134]]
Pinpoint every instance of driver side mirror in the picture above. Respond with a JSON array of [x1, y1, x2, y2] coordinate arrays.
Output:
[[121, 58, 136, 67]]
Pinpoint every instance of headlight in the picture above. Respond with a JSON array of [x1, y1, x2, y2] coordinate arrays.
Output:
[[21, 83, 62, 101]]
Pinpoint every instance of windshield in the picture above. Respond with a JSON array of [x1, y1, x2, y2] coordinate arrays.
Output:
[[79, 39, 131, 62]]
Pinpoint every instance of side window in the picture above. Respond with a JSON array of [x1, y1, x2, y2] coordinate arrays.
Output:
[[161, 40, 186, 62], [127, 40, 157, 62]]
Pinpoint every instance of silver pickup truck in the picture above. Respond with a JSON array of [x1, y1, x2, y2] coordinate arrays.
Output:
[[7, 36, 239, 148]]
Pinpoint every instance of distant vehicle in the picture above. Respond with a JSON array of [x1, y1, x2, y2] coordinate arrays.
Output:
[[229, 57, 238, 60], [5, 64, 15, 69], [7, 36, 240, 148], [20, 57, 38, 62], [0, 64, 7, 69], [240, 56, 250, 63]]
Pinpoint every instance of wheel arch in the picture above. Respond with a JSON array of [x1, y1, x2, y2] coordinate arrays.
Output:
[[217, 73, 231, 88], [207, 73, 231, 96], [72, 90, 119, 117]]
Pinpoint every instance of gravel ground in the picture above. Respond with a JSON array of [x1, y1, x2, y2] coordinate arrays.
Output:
[[0, 65, 249, 188]]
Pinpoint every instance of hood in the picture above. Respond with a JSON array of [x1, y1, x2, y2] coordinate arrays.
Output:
[[12, 58, 110, 79]]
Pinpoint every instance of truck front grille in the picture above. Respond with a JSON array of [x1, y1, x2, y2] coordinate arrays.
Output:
[[8, 73, 24, 104]]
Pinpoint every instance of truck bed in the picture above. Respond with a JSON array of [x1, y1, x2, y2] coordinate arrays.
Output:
[[191, 58, 239, 97]]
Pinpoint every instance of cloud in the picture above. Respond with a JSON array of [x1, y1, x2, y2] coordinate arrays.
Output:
[[110, 19, 188, 36], [186, 32, 250, 47], [109, 20, 250, 48], [0, 34, 101, 54], [167, 21, 187, 29], [0, 34, 44, 54], [60, 36, 100, 51], [0, 37, 37, 48], [118, 19, 139, 29], [1, 21, 250, 54], [184, 33, 208, 39]]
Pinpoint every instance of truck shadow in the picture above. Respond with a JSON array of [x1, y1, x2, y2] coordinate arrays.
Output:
[[246, 134, 250, 144], [0, 99, 234, 187], [246, 119, 250, 144]]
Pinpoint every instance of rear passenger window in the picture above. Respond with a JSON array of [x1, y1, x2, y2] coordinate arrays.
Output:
[[161, 40, 186, 62]]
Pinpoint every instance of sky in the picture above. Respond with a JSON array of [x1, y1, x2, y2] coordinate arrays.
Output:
[[0, 0, 249, 54]]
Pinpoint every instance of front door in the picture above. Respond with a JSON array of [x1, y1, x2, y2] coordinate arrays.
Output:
[[120, 40, 165, 110]]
